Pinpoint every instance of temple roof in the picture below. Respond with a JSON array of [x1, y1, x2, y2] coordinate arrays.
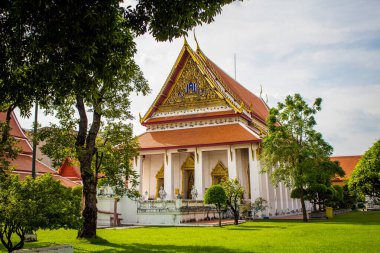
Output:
[[58, 157, 82, 184], [1, 111, 81, 188], [140, 40, 269, 125], [138, 123, 260, 150], [330, 155, 362, 185], [0, 112, 33, 154]]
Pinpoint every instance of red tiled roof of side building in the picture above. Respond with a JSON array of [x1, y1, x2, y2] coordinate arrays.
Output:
[[11, 154, 58, 174], [0, 112, 33, 154], [144, 110, 237, 125], [201, 55, 270, 123], [330, 155, 362, 184], [58, 157, 81, 180], [138, 123, 260, 150], [0, 111, 27, 139], [14, 138, 33, 154]]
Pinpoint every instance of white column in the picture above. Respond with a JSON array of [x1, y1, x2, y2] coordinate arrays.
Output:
[[133, 155, 143, 194], [194, 149, 204, 200], [248, 145, 261, 202], [279, 182, 284, 213], [265, 173, 271, 216], [164, 151, 173, 200], [289, 188, 294, 211], [284, 185, 290, 212], [227, 146, 237, 179]]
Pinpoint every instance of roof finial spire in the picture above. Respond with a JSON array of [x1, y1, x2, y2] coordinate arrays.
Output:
[[183, 36, 189, 46], [194, 30, 200, 52]]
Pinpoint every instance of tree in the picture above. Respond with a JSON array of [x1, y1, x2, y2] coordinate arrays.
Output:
[[221, 178, 244, 225], [291, 160, 345, 212], [251, 197, 268, 219], [349, 139, 380, 200], [261, 94, 333, 222], [204, 185, 227, 227], [2, 0, 239, 238], [0, 174, 81, 253]]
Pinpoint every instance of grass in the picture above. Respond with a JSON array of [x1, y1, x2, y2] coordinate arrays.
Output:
[[1, 211, 379, 252]]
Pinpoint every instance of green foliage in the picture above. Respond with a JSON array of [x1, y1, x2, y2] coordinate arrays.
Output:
[[349, 139, 380, 199], [125, 0, 238, 41], [204, 185, 227, 207], [221, 178, 244, 224], [261, 94, 333, 221], [298, 160, 346, 211], [0, 174, 81, 252], [204, 184, 226, 227], [251, 197, 268, 218]]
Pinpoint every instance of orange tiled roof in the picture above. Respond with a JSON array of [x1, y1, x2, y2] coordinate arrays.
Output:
[[203, 56, 269, 123], [138, 123, 260, 150], [330, 155, 362, 184], [144, 110, 237, 124]]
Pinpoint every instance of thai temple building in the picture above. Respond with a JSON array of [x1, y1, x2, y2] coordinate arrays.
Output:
[[133, 39, 301, 219]]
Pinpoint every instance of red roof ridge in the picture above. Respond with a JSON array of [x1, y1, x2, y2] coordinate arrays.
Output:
[[330, 155, 362, 158], [195, 50, 269, 123]]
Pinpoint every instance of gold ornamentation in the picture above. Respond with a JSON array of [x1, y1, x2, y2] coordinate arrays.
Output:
[[155, 164, 164, 198], [211, 161, 228, 185], [158, 57, 226, 112], [181, 154, 195, 199]]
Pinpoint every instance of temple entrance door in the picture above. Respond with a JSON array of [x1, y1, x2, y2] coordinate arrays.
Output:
[[155, 165, 164, 199], [184, 170, 194, 199], [181, 154, 195, 199]]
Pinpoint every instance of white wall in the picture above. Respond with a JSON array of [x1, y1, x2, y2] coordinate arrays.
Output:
[[142, 154, 164, 199]]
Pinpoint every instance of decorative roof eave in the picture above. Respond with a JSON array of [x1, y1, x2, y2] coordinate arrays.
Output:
[[142, 111, 238, 126], [140, 39, 191, 124], [140, 140, 261, 151]]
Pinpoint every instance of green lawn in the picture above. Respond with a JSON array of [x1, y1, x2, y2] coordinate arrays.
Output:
[[2, 211, 379, 253]]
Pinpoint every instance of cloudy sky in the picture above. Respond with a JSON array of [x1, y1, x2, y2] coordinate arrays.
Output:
[[18, 0, 380, 156]]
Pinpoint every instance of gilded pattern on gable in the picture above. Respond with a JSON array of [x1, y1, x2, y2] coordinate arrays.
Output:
[[158, 57, 226, 112]]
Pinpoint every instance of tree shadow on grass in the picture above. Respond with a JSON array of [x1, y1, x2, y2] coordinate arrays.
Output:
[[76, 237, 255, 253]]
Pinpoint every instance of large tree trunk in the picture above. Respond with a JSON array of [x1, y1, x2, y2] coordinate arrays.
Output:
[[234, 211, 239, 225], [300, 188, 308, 222], [218, 205, 222, 227], [80, 167, 98, 238], [76, 95, 102, 238]]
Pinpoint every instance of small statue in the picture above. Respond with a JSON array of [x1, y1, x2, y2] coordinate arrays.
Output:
[[191, 185, 198, 200], [159, 186, 167, 200]]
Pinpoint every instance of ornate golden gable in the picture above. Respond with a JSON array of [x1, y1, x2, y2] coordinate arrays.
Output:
[[211, 161, 228, 185], [181, 154, 195, 171], [155, 164, 164, 179], [158, 56, 226, 112]]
